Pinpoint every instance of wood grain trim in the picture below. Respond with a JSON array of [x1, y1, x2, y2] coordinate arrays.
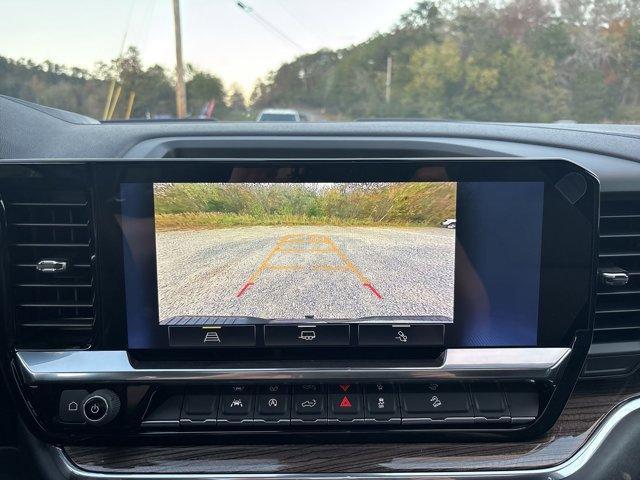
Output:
[[65, 375, 640, 474]]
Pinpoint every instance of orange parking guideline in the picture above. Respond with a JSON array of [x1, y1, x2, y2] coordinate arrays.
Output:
[[235, 233, 382, 299]]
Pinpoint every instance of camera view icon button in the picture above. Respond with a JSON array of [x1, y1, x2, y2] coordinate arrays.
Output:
[[298, 330, 316, 341], [358, 324, 445, 346], [168, 325, 256, 347], [264, 324, 350, 346]]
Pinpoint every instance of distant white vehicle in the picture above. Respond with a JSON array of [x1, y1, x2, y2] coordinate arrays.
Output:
[[441, 218, 456, 229], [256, 109, 301, 122]]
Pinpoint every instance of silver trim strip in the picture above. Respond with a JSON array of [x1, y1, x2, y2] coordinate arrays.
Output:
[[15, 348, 571, 385], [48, 395, 640, 479]]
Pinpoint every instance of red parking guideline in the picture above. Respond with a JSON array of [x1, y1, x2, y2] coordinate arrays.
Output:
[[364, 283, 382, 299], [236, 281, 254, 297]]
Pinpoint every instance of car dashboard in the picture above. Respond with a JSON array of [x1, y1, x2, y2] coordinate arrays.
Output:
[[2, 96, 640, 480]]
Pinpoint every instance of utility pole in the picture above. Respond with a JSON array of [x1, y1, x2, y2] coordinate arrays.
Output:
[[172, 0, 187, 118], [385, 56, 393, 104], [102, 79, 116, 120], [124, 91, 136, 120]]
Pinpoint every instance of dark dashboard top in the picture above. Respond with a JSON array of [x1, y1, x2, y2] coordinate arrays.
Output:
[[2, 94, 640, 193]]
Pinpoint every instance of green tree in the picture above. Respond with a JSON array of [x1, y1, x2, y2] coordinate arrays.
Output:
[[186, 64, 225, 116]]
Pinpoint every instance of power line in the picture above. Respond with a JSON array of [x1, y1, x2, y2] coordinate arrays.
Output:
[[274, 0, 323, 43], [102, 0, 136, 120], [118, 1, 137, 57], [137, 0, 158, 59], [235, 1, 305, 52]]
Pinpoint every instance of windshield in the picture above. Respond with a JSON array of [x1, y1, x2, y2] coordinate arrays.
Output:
[[1, 0, 638, 123]]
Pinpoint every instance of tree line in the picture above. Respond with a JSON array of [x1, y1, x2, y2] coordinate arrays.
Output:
[[0, 47, 249, 120], [1, 0, 639, 123], [254, 0, 640, 123]]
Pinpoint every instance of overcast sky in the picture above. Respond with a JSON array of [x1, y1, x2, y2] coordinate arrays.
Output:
[[0, 0, 418, 94]]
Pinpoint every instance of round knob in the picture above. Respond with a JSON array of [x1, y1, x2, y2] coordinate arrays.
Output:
[[82, 389, 120, 426]]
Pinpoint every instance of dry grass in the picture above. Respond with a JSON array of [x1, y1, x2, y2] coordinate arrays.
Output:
[[154, 182, 456, 231], [155, 212, 448, 231]]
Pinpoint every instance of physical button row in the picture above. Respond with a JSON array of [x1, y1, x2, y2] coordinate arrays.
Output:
[[168, 324, 445, 347], [178, 384, 394, 426], [142, 382, 539, 428]]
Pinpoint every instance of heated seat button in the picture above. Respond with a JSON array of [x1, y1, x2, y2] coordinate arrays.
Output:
[[255, 385, 290, 424], [328, 384, 363, 422], [364, 383, 400, 423], [292, 384, 326, 423], [400, 383, 472, 422], [58, 390, 88, 424]]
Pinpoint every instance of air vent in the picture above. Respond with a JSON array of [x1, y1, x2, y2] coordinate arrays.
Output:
[[3, 190, 97, 348], [584, 193, 640, 377]]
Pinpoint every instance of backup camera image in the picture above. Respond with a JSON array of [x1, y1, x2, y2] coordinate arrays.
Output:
[[153, 182, 456, 323]]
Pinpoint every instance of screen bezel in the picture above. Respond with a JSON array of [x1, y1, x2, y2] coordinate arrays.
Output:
[[91, 158, 599, 358]]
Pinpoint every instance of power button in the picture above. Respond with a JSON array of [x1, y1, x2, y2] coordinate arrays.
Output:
[[83, 395, 109, 422], [80, 389, 120, 426]]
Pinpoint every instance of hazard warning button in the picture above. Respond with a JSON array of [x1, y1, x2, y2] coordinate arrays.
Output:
[[329, 384, 363, 422]]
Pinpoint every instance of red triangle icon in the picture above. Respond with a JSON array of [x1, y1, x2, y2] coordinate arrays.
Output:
[[339, 396, 352, 408], [339, 384, 351, 392]]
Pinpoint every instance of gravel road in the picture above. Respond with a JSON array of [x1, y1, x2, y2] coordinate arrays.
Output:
[[156, 226, 455, 322]]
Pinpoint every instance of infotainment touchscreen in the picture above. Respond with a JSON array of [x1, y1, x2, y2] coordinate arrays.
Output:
[[120, 171, 555, 350], [153, 182, 457, 322]]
